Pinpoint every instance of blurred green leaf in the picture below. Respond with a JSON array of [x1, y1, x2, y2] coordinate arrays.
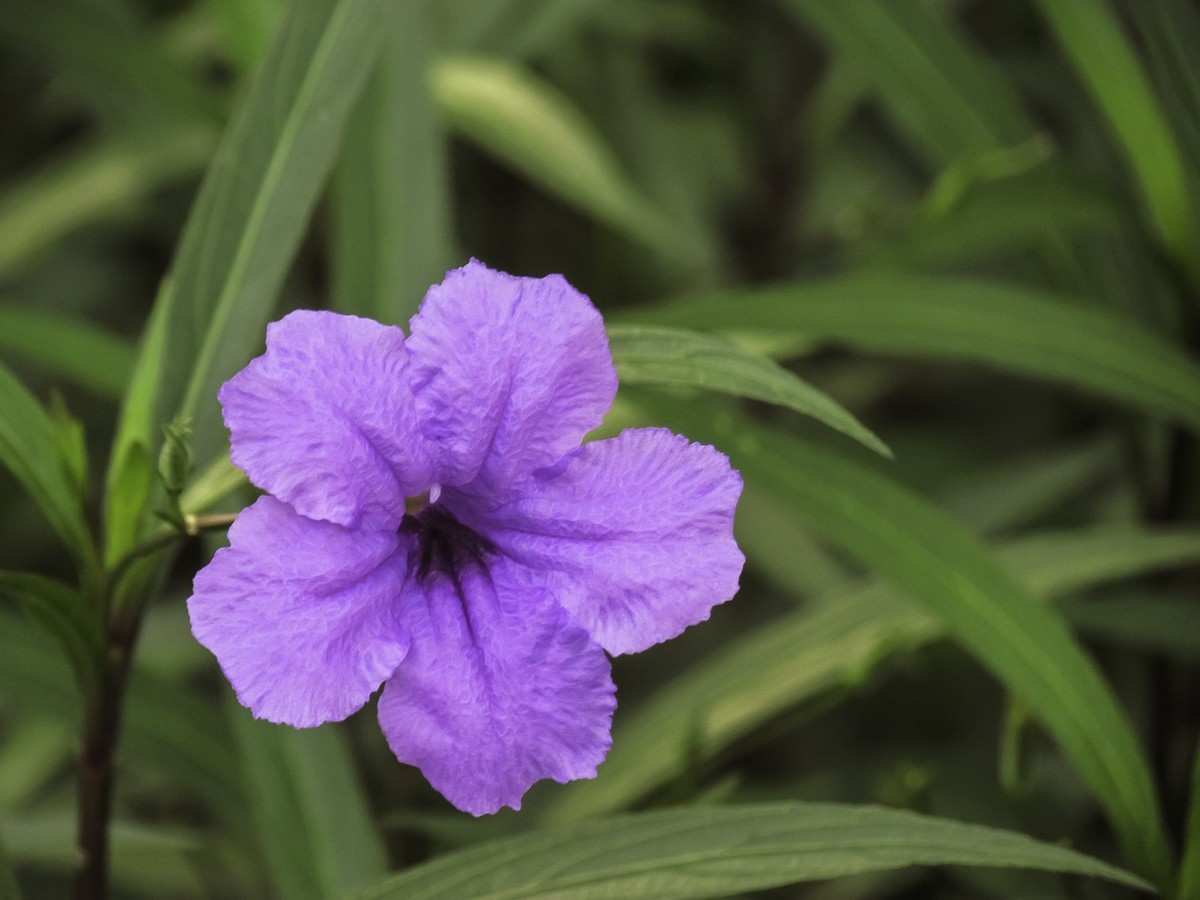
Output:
[[432, 56, 682, 261], [629, 275, 1200, 435], [355, 802, 1149, 899], [0, 719, 72, 813], [0, 0, 225, 127], [231, 707, 387, 899], [204, 0, 282, 71], [0, 828, 19, 900], [332, 1, 454, 324], [1181, 740, 1200, 900], [106, 0, 397, 565], [0, 308, 136, 398], [637, 406, 1171, 883], [0, 126, 217, 278], [547, 519, 1200, 823], [0, 573, 103, 695], [0, 361, 94, 564], [1034, 0, 1199, 276], [608, 324, 890, 457], [782, 0, 1033, 165]]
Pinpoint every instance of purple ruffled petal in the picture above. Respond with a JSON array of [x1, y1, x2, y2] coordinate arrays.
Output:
[[220, 310, 434, 531], [406, 260, 617, 493], [466, 427, 744, 655], [188, 497, 411, 727], [377, 555, 615, 815]]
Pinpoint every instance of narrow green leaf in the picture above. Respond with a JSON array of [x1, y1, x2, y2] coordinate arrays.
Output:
[[204, 0, 283, 71], [0, 308, 136, 397], [781, 0, 1033, 165], [231, 706, 387, 899], [355, 803, 1150, 899], [1180, 737, 1200, 900], [0, 719, 72, 813], [431, 56, 681, 260], [0, 126, 216, 278], [0, 573, 103, 695], [332, 0, 454, 324], [106, 0, 398, 562], [627, 275, 1200, 435], [179, 453, 248, 516], [608, 324, 890, 457], [546, 521, 1200, 823], [0, 361, 94, 561], [1034, 0, 1199, 274], [640, 408, 1171, 883]]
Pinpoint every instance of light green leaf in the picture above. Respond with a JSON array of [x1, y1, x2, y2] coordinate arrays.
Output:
[[608, 324, 889, 457], [354, 803, 1150, 899], [106, 0, 398, 564], [638, 408, 1170, 883], [231, 706, 387, 899], [0, 573, 103, 695], [0, 361, 94, 563], [628, 275, 1200, 435], [1034, 0, 1199, 275], [0, 308, 137, 397], [332, 1, 454, 324], [432, 56, 681, 260], [546, 520, 1200, 824]]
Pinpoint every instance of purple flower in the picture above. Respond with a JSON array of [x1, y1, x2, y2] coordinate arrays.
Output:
[[188, 260, 744, 814]]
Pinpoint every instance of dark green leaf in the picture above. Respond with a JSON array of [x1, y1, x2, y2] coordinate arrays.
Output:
[[1064, 597, 1200, 660], [0, 308, 136, 398], [608, 324, 889, 456], [354, 803, 1150, 899], [0, 573, 103, 695], [627, 275, 1200, 435]]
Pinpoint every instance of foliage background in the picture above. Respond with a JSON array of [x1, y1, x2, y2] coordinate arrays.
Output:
[[1, 0, 1199, 897]]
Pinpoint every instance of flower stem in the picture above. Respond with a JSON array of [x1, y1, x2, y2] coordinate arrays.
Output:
[[74, 509, 239, 898]]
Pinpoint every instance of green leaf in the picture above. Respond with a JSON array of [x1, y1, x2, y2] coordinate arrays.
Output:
[[639, 408, 1170, 884], [781, 0, 1033, 165], [106, 0, 398, 563], [607, 324, 890, 457], [1181, 737, 1200, 900], [0, 573, 103, 695], [332, 0, 453, 324], [431, 56, 681, 260], [0, 360, 94, 562], [545, 521, 1200, 823], [231, 706, 387, 899], [1034, 0, 1199, 275], [353, 803, 1150, 899], [0, 827, 19, 900], [627, 275, 1200, 435], [0, 308, 137, 397], [0, 719, 72, 813], [0, 126, 216, 278]]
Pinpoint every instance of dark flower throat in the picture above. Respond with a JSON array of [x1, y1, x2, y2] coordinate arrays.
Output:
[[401, 505, 496, 584]]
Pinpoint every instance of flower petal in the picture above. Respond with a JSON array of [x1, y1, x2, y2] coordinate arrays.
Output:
[[220, 310, 433, 531], [377, 556, 615, 815], [466, 427, 744, 655], [188, 496, 410, 727], [407, 260, 617, 491]]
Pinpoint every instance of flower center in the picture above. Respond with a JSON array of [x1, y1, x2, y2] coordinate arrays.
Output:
[[400, 504, 496, 584]]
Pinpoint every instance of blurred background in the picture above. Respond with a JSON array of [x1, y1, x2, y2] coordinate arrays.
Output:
[[1, 0, 1199, 897]]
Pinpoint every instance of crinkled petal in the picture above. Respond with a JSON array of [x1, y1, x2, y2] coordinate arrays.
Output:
[[188, 496, 411, 727], [464, 427, 744, 655], [406, 260, 617, 491], [377, 555, 615, 815], [220, 310, 433, 531]]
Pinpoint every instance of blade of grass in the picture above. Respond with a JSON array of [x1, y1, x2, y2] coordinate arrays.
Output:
[[608, 324, 889, 456], [354, 803, 1150, 899], [626, 274, 1200, 435], [1034, 0, 1199, 280], [0, 308, 137, 398]]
